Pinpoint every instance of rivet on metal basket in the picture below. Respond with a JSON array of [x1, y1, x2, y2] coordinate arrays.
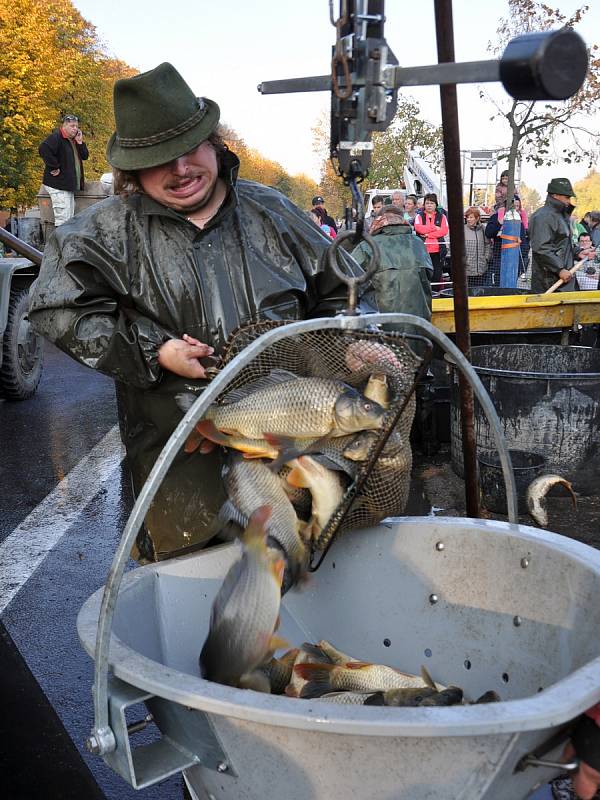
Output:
[[429, 594, 439, 604], [513, 616, 522, 627], [435, 541, 445, 551], [521, 557, 530, 569]]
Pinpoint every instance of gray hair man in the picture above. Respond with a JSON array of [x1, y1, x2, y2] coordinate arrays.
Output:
[[38, 114, 88, 225]]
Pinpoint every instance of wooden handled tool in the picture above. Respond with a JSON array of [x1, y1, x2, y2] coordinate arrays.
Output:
[[543, 260, 586, 294]]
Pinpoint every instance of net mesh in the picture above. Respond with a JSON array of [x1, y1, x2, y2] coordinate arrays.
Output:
[[213, 321, 422, 551]]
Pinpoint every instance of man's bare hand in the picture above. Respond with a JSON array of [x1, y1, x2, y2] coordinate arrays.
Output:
[[182, 333, 208, 348], [158, 337, 214, 379], [563, 742, 600, 800], [559, 268, 573, 283], [50, 168, 60, 176], [75, 130, 83, 144], [574, 761, 600, 800]]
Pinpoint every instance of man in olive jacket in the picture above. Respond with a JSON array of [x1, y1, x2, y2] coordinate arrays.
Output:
[[351, 206, 432, 323], [529, 178, 578, 293], [29, 63, 367, 562], [38, 114, 88, 225]]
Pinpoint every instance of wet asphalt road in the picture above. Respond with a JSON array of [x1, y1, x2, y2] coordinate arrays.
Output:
[[0, 342, 182, 800]]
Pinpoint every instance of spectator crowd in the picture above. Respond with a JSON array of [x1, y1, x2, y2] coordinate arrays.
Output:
[[309, 175, 600, 294]]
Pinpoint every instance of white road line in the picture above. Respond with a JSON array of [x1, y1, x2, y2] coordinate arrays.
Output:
[[0, 425, 124, 614]]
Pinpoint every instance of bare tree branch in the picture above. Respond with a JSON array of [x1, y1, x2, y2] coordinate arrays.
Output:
[[481, 0, 599, 207]]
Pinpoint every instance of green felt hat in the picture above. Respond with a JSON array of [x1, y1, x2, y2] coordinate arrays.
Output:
[[106, 63, 220, 171], [547, 177, 576, 197]]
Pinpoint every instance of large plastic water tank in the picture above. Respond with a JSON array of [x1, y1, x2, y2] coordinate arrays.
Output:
[[449, 344, 600, 493]]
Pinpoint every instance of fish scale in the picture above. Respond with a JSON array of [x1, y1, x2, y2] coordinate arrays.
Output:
[[223, 456, 306, 575], [208, 378, 348, 438], [296, 662, 430, 696], [328, 665, 428, 692], [200, 508, 285, 687], [206, 375, 384, 439]]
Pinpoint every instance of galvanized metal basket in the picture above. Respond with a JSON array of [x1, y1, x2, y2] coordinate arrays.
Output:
[[81, 313, 523, 796]]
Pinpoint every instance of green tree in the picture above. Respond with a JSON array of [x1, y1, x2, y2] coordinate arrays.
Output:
[[484, 1, 600, 208], [312, 99, 443, 219], [367, 98, 444, 189]]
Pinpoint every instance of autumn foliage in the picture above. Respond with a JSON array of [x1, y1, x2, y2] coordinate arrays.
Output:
[[0, 0, 318, 212], [0, 0, 137, 208], [574, 171, 600, 216], [222, 126, 319, 212]]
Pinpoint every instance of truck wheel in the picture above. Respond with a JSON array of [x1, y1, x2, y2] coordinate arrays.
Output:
[[0, 289, 44, 400]]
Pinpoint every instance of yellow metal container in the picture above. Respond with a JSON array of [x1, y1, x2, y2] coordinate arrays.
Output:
[[432, 290, 600, 333]]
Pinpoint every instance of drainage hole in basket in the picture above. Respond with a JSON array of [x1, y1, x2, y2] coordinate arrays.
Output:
[[537, 687, 544, 693], [464, 659, 472, 670], [383, 638, 391, 647], [332, 562, 336, 569], [424, 648, 432, 658], [502, 673, 510, 683]]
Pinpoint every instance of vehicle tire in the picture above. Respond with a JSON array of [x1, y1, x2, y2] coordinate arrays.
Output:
[[0, 289, 44, 400]]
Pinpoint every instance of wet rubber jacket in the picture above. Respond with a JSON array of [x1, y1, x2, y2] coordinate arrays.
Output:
[[529, 195, 577, 293], [29, 150, 367, 559], [351, 223, 432, 322]]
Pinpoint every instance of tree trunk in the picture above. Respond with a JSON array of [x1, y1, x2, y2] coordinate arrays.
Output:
[[506, 125, 520, 210]]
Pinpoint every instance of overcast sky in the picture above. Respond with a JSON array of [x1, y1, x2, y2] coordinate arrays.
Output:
[[72, 0, 600, 196]]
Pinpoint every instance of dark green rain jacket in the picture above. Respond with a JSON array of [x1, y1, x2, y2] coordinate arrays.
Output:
[[29, 150, 367, 560], [529, 195, 578, 293], [351, 223, 432, 322]]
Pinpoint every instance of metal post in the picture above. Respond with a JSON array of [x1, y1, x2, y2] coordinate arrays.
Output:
[[469, 165, 475, 207], [0, 228, 43, 266], [434, 0, 480, 518]]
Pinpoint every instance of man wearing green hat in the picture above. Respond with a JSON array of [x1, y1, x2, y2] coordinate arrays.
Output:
[[29, 63, 366, 562], [529, 177, 579, 293]]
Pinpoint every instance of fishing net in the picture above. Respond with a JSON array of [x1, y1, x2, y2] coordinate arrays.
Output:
[[209, 320, 426, 557]]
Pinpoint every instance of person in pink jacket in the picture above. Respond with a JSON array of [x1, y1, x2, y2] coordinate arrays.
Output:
[[414, 192, 449, 284]]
